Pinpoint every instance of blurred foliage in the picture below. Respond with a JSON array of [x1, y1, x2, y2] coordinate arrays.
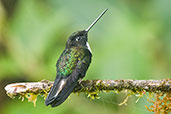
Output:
[[0, 0, 171, 114]]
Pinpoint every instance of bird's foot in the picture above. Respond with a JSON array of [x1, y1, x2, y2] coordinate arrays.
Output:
[[78, 78, 83, 84]]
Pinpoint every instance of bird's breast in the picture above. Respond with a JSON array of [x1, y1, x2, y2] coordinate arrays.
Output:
[[56, 48, 85, 76]]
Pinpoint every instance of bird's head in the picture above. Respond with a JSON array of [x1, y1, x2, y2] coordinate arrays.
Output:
[[66, 30, 88, 48]]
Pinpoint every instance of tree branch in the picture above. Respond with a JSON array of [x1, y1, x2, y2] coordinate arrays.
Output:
[[4, 79, 171, 113], [4, 79, 171, 98]]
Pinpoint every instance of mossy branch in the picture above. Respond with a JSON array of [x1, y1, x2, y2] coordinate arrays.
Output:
[[5, 79, 171, 98], [4, 79, 171, 113]]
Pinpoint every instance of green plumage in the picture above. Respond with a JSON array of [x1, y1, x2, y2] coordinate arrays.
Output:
[[56, 47, 90, 76], [45, 9, 107, 107]]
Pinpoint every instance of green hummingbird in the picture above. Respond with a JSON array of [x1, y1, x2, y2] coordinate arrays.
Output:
[[45, 9, 108, 107]]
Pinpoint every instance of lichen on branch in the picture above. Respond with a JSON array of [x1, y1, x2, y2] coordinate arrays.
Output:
[[5, 79, 171, 98], [4, 79, 171, 113]]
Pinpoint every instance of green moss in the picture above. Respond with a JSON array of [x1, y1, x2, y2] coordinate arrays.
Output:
[[25, 93, 38, 107]]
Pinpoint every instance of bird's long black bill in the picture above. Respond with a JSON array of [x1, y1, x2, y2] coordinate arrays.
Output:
[[85, 8, 108, 32]]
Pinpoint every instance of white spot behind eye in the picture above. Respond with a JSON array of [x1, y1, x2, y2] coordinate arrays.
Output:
[[76, 37, 79, 41]]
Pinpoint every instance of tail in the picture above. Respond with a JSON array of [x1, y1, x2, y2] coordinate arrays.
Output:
[[45, 76, 78, 107]]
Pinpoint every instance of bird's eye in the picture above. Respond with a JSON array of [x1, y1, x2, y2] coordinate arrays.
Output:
[[76, 37, 80, 41]]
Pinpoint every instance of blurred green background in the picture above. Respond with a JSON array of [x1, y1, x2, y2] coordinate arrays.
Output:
[[0, 0, 171, 114]]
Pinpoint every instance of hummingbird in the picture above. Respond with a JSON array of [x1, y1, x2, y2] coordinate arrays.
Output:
[[45, 9, 108, 107]]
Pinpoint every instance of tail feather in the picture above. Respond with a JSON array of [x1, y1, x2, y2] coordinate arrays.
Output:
[[45, 75, 78, 107], [45, 76, 62, 105], [51, 81, 77, 107]]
